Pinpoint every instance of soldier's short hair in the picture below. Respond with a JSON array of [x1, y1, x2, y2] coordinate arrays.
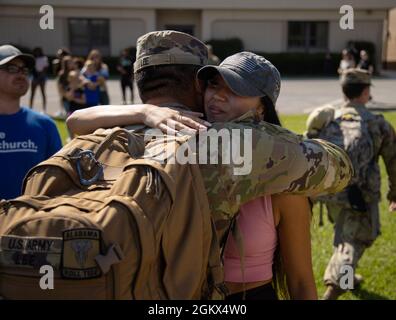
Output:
[[342, 83, 370, 100], [135, 64, 200, 103], [341, 68, 371, 99], [133, 30, 208, 102]]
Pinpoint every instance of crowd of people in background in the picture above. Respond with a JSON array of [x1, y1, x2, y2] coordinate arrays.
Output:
[[338, 48, 374, 75], [29, 47, 135, 116], [53, 47, 111, 122], [28, 44, 219, 128], [0, 26, 394, 301], [27, 43, 375, 141]]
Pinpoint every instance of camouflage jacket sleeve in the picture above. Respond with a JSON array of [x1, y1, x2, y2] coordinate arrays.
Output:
[[199, 117, 353, 218], [378, 117, 396, 201]]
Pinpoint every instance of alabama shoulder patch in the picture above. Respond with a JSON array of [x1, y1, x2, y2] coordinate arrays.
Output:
[[61, 228, 102, 279]]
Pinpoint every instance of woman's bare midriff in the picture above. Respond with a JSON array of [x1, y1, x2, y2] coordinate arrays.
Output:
[[225, 279, 273, 295]]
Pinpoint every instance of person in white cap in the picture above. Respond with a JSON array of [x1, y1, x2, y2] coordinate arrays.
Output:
[[0, 45, 62, 200]]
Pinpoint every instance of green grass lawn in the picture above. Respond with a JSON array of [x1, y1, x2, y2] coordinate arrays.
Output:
[[55, 112, 396, 300], [54, 119, 69, 145], [281, 112, 396, 300]]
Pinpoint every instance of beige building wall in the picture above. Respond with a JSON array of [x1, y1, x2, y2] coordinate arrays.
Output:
[[5, 0, 396, 10], [0, 6, 67, 55], [0, 16, 66, 55], [110, 19, 146, 56], [202, 9, 388, 66], [387, 8, 396, 66], [329, 20, 385, 66], [0, 5, 155, 56], [1, 1, 394, 67], [156, 10, 202, 39], [211, 20, 285, 52], [329, 21, 384, 52]]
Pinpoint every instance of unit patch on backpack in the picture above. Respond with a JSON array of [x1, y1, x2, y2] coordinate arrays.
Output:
[[61, 228, 102, 279], [0, 235, 62, 269]]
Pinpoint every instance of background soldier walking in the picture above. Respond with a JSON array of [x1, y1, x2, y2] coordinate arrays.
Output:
[[306, 69, 396, 300]]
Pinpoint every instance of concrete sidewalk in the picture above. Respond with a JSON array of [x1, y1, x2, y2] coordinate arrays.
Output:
[[277, 77, 396, 114], [22, 77, 396, 116]]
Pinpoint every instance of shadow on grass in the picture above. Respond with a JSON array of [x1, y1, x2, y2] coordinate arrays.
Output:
[[351, 287, 390, 300]]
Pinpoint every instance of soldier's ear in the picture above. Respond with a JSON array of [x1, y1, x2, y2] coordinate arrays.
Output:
[[362, 86, 371, 101]]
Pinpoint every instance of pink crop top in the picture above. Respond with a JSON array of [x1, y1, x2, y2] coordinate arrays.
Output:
[[224, 195, 277, 283]]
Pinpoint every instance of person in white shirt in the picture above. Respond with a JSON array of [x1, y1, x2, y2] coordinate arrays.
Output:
[[337, 49, 356, 76]]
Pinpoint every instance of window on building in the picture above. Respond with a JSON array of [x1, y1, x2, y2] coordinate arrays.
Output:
[[288, 21, 328, 52], [69, 18, 110, 56]]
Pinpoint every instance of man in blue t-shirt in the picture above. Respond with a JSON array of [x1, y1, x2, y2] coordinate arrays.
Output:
[[0, 45, 62, 200]]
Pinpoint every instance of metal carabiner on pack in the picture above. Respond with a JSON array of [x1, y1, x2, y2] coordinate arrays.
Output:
[[72, 150, 104, 186]]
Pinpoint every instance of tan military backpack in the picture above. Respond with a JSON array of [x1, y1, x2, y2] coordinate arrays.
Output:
[[0, 127, 225, 300]]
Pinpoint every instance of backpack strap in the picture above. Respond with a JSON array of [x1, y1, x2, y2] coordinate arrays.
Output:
[[207, 219, 228, 299], [220, 217, 235, 259], [231, 220, 247, 300], [220, 215, 246, 300], [95, 128, 145, 159]]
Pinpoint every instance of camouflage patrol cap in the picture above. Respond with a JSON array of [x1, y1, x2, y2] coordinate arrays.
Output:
[[341, 68, 371, 86], [134, 30, 208, 73], [197, 51, 281, 105]]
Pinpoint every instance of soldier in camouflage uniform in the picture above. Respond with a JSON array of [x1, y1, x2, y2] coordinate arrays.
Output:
[[306, 69, 396, 299], [68, 30, 353, 243]]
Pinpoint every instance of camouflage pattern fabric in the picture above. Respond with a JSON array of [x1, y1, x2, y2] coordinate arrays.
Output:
[[340, 68, 371, 86], [134, 30, 208, 72], [306, 101, 396, 290], [129, 106, 353, 241], [306, 101, 396, 204], [323, 202, 379, 287], [197, 111, 353, 240]]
